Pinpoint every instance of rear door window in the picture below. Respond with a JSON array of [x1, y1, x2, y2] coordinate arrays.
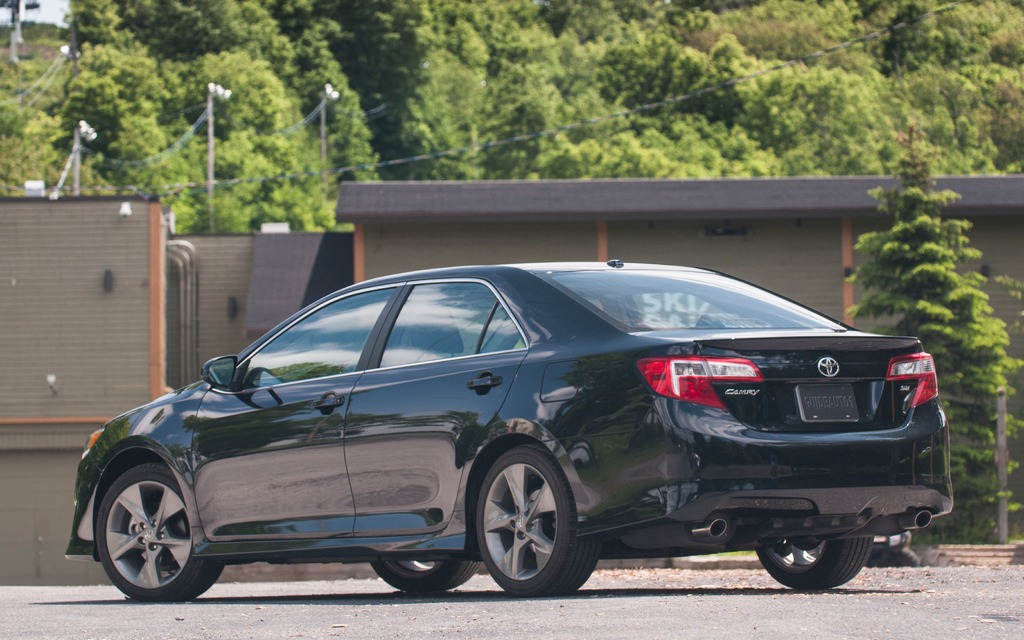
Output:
[[381, 282, 525, 368]]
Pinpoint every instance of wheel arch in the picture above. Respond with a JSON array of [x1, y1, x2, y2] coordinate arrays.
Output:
[[87, 446, 195, 559], [462, 427, 583, 556]]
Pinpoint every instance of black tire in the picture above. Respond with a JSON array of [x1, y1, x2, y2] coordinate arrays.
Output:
[[475, 444, 600, 597], [757, 536, 872, 590], [96, 463, 223, 601], [370, 559, 481, 593]]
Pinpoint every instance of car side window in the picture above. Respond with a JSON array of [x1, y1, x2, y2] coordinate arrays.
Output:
[[480, 305, 526, 353], [380, 282, 523, 368], [243, 288, 392, 389]]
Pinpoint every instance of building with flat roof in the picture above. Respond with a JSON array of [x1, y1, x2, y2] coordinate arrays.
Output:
[[2, 175, 1022, 584]]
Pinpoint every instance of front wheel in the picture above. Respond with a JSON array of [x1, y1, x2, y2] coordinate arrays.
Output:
[[756, 536, 872, 590], [370, 559, 480, 593], [476, 444, 600, 597], [96, 463, 223, 601]]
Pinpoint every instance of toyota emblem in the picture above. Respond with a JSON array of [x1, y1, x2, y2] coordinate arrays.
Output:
[[817, 357, 840, 377]]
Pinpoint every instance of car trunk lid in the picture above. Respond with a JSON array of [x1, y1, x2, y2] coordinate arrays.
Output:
[[697, 334, 926, 432]]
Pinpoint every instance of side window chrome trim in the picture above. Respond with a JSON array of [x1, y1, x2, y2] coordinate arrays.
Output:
[[210, 369, 363, 395], [370, 345, 528, 374]]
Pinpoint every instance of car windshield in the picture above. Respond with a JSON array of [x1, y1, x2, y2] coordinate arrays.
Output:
[[542, 269, 843, 332]]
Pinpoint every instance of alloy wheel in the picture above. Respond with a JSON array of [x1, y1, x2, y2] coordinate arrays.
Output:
[[481, 462, 558, 581], [104, 479, 192, 590], [762, 540, 825, 573]]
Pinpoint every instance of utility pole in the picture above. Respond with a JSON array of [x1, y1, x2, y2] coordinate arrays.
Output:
[[9, 0, 23, 63], [320, 83, 340, 188], [996, 387, 1008, 545], [51, 120, 96, 199], [6, 1, 40, 63], [206, 83, 231, 233], [72, 120, 96, 196], [69, 16, 79, 77]]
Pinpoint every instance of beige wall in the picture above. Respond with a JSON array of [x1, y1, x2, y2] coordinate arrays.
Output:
[[609, 218, 846, 319], [0, 198, 157, 418], [1, 197, 161, 585], [362, 222, 598, 280], [0, 447, 109, 585], [966, 217, 1024, 364], [362, 218, 848, 318], [187, 234, 255, 364]]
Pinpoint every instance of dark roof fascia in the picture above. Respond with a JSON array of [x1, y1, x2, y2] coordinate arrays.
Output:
[[336, 175, 1024, 224]]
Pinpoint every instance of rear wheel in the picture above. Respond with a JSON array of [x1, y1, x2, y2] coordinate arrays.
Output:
[[96, 463, 223, 601], [476, 444, 600, 597], [370, 559, 480, 593], [757, 536, 872, 590]]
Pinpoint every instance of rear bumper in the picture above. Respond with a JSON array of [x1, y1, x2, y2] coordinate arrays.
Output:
[[597, 398, 952, 550], [663, 484, 951, 540], [662, 396, 950, 499]]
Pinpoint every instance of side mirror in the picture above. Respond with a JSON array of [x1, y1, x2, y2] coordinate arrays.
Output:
[[201, 355, 237, 389]]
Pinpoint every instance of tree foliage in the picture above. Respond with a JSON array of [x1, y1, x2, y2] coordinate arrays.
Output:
[[4, 1, 1024, 231], [851, 124, 1022, 541]]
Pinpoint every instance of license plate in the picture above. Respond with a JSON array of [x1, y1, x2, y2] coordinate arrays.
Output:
[[796, 384, 859, 422]]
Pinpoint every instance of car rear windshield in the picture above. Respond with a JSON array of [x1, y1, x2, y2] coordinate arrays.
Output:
[[543, 270, 843, 332]]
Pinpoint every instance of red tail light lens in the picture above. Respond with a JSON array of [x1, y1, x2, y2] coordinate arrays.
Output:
[[886, 353, 938, 408], [637, 357, 763, 410]]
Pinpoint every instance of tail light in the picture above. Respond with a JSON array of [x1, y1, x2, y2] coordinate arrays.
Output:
[[637, 357, 763, 410], [887, 353, 938, 408]]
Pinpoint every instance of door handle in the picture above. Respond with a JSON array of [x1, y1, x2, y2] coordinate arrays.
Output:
[[313, 391, 344, 415], [467, 372, 503, 395]]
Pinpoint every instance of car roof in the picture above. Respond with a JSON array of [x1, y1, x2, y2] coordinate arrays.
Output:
[[241, 262, 661, 362], [357, 261, 714, 288]]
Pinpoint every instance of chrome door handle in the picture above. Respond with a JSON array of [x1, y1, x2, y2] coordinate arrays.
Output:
[[313, 392, 344, 415], [467, 373, 503, 395]]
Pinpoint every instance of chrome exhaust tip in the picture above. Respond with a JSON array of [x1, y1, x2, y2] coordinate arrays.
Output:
[[690, 516, 732, 542], [897, 509, 933, 530]]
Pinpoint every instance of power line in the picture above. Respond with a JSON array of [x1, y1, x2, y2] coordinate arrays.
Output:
[[78, 100, 386, 171], [82, 108, 210, 169], [157, 102, 206, 123], [263, 101, 388, 137], [8, 46, 67, 107]]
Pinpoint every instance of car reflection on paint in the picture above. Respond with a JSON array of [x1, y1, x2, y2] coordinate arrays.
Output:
[[67, 262, 952, 600]]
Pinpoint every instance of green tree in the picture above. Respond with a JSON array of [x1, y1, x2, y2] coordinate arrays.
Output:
[[880, 0, 1000, 77], [851, 124, 1022, 541], [71, 0, 129, 48], [0, 112, 64, 189], [118, 0, 247, 60], [11, 0, 1024, 206], [713, 0, 861, 63], [323, 0, 434, 168], [737, 64, 895, 175]]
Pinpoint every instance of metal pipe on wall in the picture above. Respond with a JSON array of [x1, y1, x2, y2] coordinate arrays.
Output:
[[167, 240, 199, 388]]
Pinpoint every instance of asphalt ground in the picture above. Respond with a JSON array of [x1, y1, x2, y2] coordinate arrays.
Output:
[[2, 566, 1022, 639]]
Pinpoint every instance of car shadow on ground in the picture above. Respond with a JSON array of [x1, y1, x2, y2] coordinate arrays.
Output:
[[44, 584, 917, 606]]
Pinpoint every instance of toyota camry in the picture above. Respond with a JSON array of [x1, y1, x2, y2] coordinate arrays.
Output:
[[67, 262, 952, 600]]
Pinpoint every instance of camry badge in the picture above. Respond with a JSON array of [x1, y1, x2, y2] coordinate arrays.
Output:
[[817, 356, 840, 377]]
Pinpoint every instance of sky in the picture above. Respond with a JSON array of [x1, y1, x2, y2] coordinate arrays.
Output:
[[21, 0, 70, 27]]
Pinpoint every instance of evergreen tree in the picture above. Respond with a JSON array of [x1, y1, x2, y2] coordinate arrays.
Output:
[[851, 124, 1021, 541]]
